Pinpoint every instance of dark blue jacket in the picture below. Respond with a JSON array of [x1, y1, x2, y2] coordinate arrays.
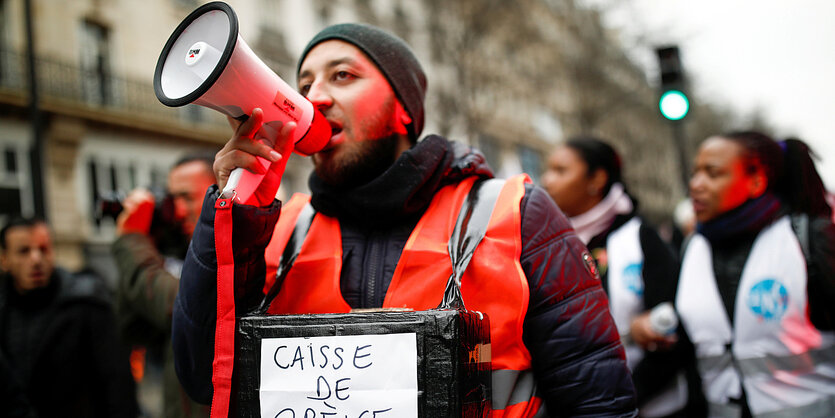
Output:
[[172, 135, 638, 416]]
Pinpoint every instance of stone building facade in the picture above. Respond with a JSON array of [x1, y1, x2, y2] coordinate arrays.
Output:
[[0, 0, 699, 279]]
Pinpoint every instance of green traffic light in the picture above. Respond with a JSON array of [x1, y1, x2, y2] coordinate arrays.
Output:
[[659, 90, 689, 121]]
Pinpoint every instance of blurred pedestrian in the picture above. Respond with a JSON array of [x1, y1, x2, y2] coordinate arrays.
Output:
[[541, 136, 703, 417], [665, 131, 835, 417], [0, 216, 138, 417], [113, 153, 215, 418]]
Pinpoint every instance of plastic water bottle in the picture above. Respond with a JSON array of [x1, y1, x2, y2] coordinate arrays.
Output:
[[649, 302, 678, 335]]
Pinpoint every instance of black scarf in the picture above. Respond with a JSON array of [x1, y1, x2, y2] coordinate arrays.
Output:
[[308, 135, 493, 228], [696, 192, 782, 243]]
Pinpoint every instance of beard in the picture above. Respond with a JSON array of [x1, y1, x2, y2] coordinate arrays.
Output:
[[314, 133, 400, 188], [313, 98, 402, 188]]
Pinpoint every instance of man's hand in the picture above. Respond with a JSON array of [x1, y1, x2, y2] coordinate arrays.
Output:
[[116, 189, 155, 236], [214, 108, 297, 205], [629, 311, 678, 352]]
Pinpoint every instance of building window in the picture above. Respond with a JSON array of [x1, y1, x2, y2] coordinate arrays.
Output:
[[518, 145, 542, 184], [86, 159, 102, 226], [79, 20, 112, 106], [0, 140, 35, 223], [80, 142, 211, 239], [4, 148, 15, 174], [87, 157, 150, 229], [255, 0, 294, 69], [0, 145, 22, 222]]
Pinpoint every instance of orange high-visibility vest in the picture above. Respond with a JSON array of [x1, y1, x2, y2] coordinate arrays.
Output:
[[263, 174, 543, 416]]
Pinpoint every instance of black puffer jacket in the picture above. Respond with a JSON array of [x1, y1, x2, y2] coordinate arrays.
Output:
[[0, 268, 138, 417], [173, 135, 638, 416]]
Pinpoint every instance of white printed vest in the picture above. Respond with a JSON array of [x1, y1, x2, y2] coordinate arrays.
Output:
[[677, 216, 835, 418], [606, 217, 688, 417]]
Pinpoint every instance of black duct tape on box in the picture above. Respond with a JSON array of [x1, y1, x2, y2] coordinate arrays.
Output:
[[233, 309, 491, 417]]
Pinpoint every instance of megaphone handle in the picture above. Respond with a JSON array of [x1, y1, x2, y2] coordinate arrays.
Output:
[[221, 168, 243, 199], [220, 155, 271, 205]]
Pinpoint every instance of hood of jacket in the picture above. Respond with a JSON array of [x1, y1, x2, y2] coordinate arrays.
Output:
[[308, 135, 494, 228]]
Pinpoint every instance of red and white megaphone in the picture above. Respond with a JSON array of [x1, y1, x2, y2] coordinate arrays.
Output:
[[154, 1, 330, 205]]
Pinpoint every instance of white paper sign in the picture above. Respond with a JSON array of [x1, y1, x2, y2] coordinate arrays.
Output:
[[260, 333, 418, 418]]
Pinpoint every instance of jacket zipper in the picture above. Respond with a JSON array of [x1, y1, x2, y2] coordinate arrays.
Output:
[[365, 234, 382, 307]]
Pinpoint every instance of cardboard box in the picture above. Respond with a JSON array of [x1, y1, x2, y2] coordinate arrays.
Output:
[[233, 309, 491, 417]]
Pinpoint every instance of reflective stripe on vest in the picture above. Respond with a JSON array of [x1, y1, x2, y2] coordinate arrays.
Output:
[[706, 394, 835, 418], [677, 216, 835, 417], [265, 174, 543, 417], [263, 193, 314, 296]]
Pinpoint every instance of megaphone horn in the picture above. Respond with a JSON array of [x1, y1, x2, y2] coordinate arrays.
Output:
[[153, 1, 331, 206]]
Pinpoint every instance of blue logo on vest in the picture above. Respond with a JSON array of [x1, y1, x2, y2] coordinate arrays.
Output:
[[623, 262, 643, 296], [747, 279, 789, 321]]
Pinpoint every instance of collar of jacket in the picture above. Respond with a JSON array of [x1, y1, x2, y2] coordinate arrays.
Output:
[[0, 270, 61, 310], [308, 135, 494, 229], [697, 192, 783, 244]]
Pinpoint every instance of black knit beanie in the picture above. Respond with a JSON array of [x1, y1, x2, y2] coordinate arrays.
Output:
[[297, 23, 427, 143]]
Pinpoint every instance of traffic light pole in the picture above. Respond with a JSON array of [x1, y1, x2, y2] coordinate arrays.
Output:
[[656, 45, 691, 193], [671, 120, 690, 192]]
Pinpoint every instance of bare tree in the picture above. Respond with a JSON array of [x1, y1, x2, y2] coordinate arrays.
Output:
[[419, 0, 729, 221]]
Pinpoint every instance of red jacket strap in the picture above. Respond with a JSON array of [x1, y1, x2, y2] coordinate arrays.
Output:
[[211, 195, 235, 418]]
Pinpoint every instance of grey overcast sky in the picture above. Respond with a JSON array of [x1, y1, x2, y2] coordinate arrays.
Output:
[[584, 0, 835, 189]]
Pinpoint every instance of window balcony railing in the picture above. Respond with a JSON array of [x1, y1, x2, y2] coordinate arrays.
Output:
[[0, 47, 227, 130]]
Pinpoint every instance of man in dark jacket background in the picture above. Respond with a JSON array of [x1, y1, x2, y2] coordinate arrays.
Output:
[[0, 216, 138, 417], [172, 23, 637, 417], [113, 153, 215, 418]]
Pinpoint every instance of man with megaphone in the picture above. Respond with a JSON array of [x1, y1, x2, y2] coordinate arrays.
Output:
[[171, 22, 638, 417]]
